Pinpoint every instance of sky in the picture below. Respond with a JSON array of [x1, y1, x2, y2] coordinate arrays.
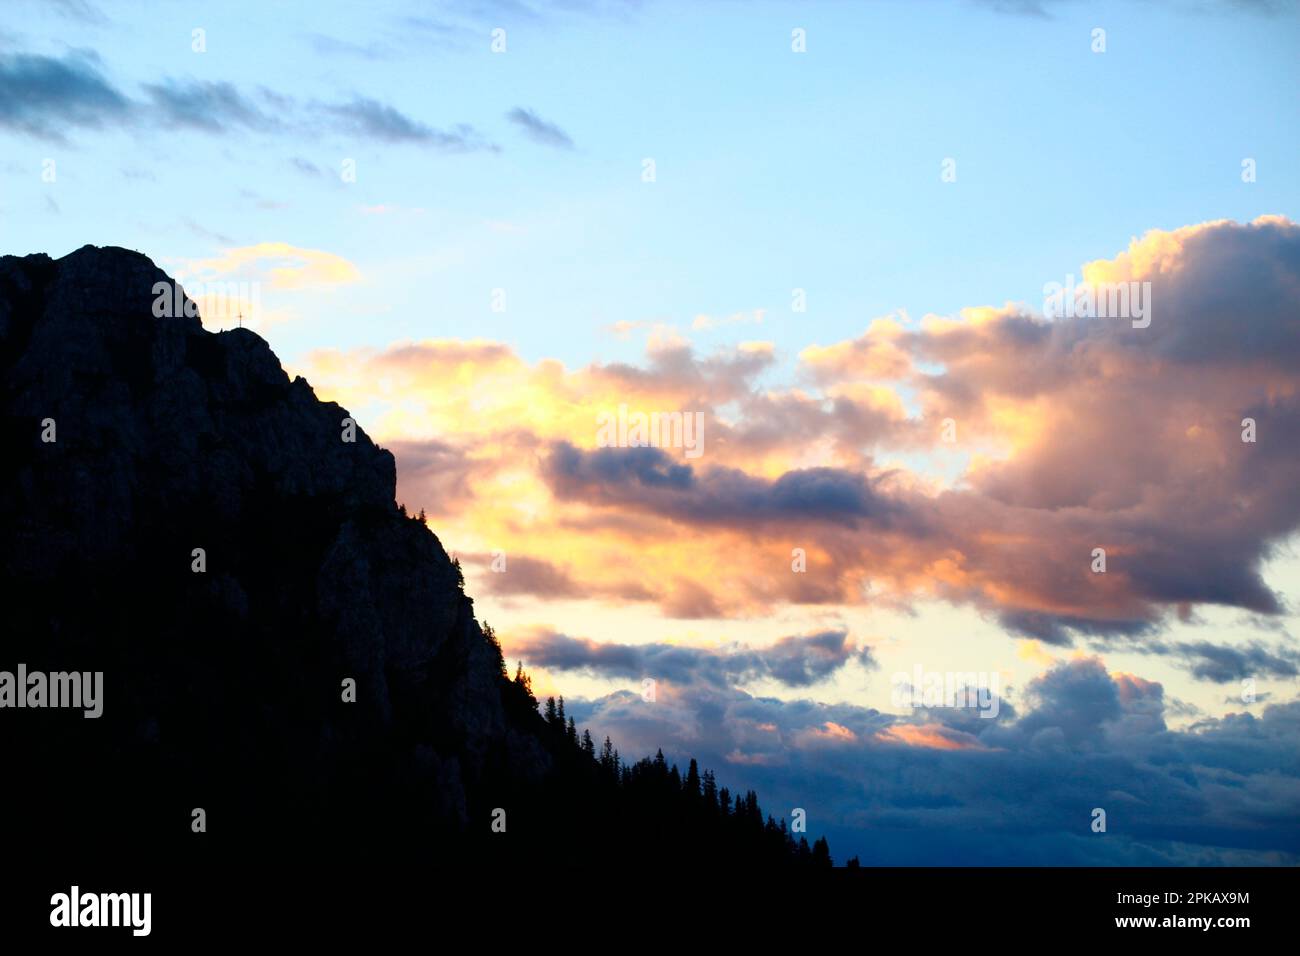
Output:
[[3, 0, 1299, 864]]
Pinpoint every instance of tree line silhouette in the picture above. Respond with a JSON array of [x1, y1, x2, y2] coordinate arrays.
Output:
[[468, 637, 834, 867]]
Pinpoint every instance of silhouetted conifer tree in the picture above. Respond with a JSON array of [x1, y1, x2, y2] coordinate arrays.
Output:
[[481, 622, 506, 677], [812, 836, 832, 867], [702, 769, 717, 812], [685, 758, 700, 799]]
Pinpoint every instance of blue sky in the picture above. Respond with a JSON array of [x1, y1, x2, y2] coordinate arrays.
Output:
[[5, 0, 1298, 373]]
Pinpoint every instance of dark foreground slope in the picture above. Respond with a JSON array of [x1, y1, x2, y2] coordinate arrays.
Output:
[[0, 246, 830, 868]]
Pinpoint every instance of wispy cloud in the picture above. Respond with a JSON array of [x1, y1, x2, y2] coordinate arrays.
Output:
[[185, 241, 361, 291], [289, 156, 322, 176], [324, 96, 498, 150], [0, 50, 129, 140], [143, 79, 280, 132], [0, 49, 496, 152], [507, 107, 574, 149], [46, 0, 109, 25]]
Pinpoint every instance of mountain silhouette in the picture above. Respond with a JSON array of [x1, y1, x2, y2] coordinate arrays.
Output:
[[0, 246, 831, 868]]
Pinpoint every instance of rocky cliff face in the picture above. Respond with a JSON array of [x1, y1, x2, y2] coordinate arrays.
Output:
[[0, 246, 548, 855]]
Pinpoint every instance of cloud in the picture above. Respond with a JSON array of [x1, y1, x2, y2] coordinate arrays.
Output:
[[506, 107, 574, 149], [693, 309, 765, 331], [324, 96, 497, 150], [513, 629, 874, 689], [184, 242, 361, 291], [969, 0, 1058, 16], [0, 50, 129, 139], [396, 1, 640, 54], [544, 442, 912, 529], [143, 79, 278, 132], [875, 723, 984, 750], [299, 217, 1300, 641], [308, 33, 392, 60], [472, 554, 584, 598], [384, 438, 480, 517], [0, 48, 497, 150], [46, 0, 109, 25], [562, 656, 1300, 864], [1143, 639, 1300, 683], [289, 156, 321, 176], [183, 217, 235, 246], [969, 0, 1293, 16], [160, 243, 360, 331], [797, 217, 1300, 638]]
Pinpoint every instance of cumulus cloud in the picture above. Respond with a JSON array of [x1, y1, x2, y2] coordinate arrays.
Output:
[[299, 217, 1300, 644]]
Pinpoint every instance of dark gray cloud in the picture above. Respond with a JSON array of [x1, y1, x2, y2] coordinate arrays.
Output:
[[0, 50, 129, 139], [544, 442, 912, 530], [516, 629, 874, 689], [507, 107, 574, 149], [1008, 656, 1130, 744], [1151, 639, 1300, 683], [563, 657, 1300, 864]]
